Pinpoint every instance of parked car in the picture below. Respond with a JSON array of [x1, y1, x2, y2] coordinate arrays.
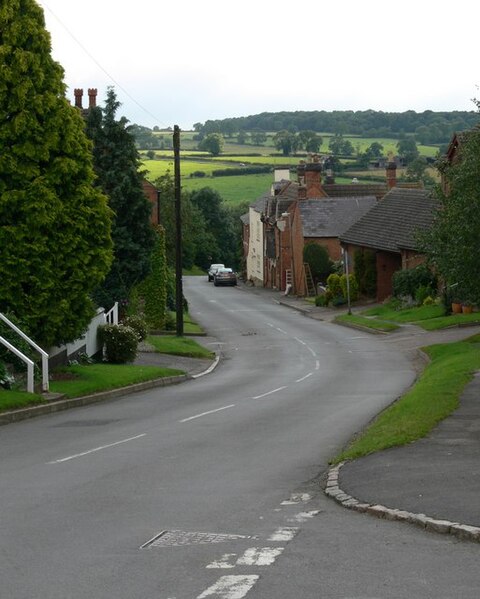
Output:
[[213, 267, 237, 287], [208, 263, 224, 282]]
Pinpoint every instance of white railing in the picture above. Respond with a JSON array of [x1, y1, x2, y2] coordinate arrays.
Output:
[[0, 313, 49, 393], [105, 302, 119, 325]]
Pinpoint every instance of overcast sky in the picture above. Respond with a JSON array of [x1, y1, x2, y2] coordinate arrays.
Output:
[[36, 0, 478, 130]]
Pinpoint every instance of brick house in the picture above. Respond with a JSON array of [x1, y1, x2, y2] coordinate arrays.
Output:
[[339, 187, 438, 301]]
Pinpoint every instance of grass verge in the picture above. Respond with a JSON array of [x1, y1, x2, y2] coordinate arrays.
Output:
[[333, 338, 480, 463], [147, 335, 214, 359], [0, 363, 184, 410], [334, 314, 400, 332], [361, 304, 444, 322]]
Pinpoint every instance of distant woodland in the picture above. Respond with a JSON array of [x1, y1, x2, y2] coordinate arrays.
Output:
[[193, 110, 478, 145]]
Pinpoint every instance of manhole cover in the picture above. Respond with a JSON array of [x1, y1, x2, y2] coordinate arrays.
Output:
[[141, 530, 251, 549]]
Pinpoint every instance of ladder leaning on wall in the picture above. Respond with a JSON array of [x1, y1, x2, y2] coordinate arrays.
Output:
[[303, 263, 316, 297]]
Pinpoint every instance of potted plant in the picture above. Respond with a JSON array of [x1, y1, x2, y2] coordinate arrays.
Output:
[[462, 300, 473, 314], [451, 299, 462, 314]]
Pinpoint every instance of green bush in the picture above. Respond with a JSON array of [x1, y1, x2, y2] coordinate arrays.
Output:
[[327, 273, 342, 297], [98, 324, 138, 364], [0, 313, 36, 373], [340, 273, 359, 301], [415, 284, 435, 306], [122, 315, 148, 341], [315, 295, 328, 307], [303, 243, 333, 284], [392, 265, 437, 299], [164, 312, 176, 331]]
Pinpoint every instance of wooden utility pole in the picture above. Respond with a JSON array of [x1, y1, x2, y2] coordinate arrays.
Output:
[[173, 125, 183, 336]]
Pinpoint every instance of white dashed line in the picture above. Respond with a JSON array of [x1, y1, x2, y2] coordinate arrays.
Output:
[[294, 337, 306, 345], [197, 575, 259, 598], [315, 360, 320, 370], [295, 372, 313, 383], [276, 327, 287, 334], [236, 547, 284, 566], [268, 527, 298, 542], [307, 346, 317, 357], [252, 386, 287, 400], [206, 554, 236, 569], [287, 510, 320, 523], [48, 434, 146, 464], [180, 405, 235, 423]]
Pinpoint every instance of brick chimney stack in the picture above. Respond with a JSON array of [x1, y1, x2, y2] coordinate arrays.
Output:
[[74, 88, 83, 109], [386, 155, 397, 189], [304, 154, 327, 198], [88, 88, 98, 109]]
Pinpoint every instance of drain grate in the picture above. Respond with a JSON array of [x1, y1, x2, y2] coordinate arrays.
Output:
[[141, 530, 251, 549]]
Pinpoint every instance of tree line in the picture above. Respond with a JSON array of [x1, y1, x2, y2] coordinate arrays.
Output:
[[194, 109, 478, 145]]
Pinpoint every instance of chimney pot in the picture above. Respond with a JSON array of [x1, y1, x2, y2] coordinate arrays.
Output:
[[74, 88, 83, 109], [88, 88, 98, 109]]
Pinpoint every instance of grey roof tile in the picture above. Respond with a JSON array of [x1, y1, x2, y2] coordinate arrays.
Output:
[[299, 196, 377, 238], [340, 188, 438, 252]]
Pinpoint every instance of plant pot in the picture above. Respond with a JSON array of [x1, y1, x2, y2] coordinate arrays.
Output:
[[451, 302, 462, 314], [462, 304, 473, 314]]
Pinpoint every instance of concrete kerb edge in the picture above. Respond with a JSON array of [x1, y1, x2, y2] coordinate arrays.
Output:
[[324, 461, 480, 543], [0, 355, 221, 426]]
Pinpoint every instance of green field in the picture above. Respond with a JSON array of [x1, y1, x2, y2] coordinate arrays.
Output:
[[182, 173, 273, 204]]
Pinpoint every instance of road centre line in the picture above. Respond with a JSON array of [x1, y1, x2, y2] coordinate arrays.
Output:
[[295, 372, 313, 383], [294, 337, 306, 345], [315, 360, 320, 370], [48, 434, 146, 464], [276, 327, 288, 334], [180, 404, 235, 423], [252, 386, 287, 399]]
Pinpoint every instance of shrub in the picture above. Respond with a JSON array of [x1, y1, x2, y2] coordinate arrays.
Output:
[[423, 296, 435, 305], [332, 296, 347, 307], [0, 361, 15, 389], [340, 273, 359, 302], [415, 285, 435, 306], [315, 295, 328, 307], [164, 312, 176, 331], [0, 313, 35, 373], [303, 243, 333, 284], [392, 265, 437, 299], [98, 324, 138, 364], [326, 273, 342, 297], [190, 170, 206, 178], [122, 315, 148, 341]]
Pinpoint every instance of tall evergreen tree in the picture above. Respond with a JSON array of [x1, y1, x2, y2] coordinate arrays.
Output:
[[0, 0, 113, 348], [86, 88, 155, 309]]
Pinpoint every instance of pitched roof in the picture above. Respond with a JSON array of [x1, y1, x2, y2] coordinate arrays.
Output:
[[340, 188, 438, 252], [323, 183, 387, 201], [299, 196, 377, 238]]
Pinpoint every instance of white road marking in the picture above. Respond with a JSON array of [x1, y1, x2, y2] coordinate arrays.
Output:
[[48, 434, 146, 464], [294, 337, 306, 345], [315, 360, 320, 370], [295, 372, 313, 383], [268, 527, 298, 542], [197, 575, 259, 598], [192, 355, 220, 379], [206, 554, 237, 569], [236, 547, 284, 566], [280, 493, 312, 505], [287, 510, 320, 523], [307, 346, 317, 357], [275, 327, 287, 334], [180, 405, 235, 423], [252, 386, 287, 399]]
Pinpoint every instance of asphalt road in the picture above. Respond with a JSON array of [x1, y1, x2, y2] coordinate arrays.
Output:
[[1, 277, 479, 599]]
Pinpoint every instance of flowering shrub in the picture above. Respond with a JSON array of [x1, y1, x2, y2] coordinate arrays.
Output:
[[122, 315, 148, 341], [0, 361, 15, 389], [98, 324, 138, 364]]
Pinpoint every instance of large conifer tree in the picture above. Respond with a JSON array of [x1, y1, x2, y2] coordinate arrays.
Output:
[[86, 88, 155, 309], [0, 0, 113, 348]]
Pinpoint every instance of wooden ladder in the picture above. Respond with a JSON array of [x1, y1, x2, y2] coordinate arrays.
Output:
[[303, 263, 316, 297]]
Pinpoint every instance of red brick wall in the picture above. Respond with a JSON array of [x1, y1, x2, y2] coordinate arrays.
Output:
[[376, 250, 402, 301]]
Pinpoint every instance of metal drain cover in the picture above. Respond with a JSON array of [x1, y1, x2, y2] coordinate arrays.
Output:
[[141, 530, 251, 549]]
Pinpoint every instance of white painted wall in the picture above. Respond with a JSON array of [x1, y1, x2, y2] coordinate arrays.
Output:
[[246, 207, 264, 285]]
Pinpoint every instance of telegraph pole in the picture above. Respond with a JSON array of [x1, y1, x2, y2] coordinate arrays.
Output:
[[173, 125, 183, 336]]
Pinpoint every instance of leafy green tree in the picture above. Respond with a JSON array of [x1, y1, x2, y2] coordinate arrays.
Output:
[[141, 225, 167, 329], [0, 0, 113, 348], [273, 130, 299, 156], [328, 134, 345, 155], [85, 88, 155, 309], [420, 126, 480, 302], [251, 130, 267, 145], [199, 132, 224, 156], [237, 131, 247, 144], [396, 137, 419, 164], [303, 243, 333, 284]]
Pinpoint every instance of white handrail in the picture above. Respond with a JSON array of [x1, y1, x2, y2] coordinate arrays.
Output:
[[0, 336, 35, 393], [0, 313, 49, 392], [105, 302, 119, 325]]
